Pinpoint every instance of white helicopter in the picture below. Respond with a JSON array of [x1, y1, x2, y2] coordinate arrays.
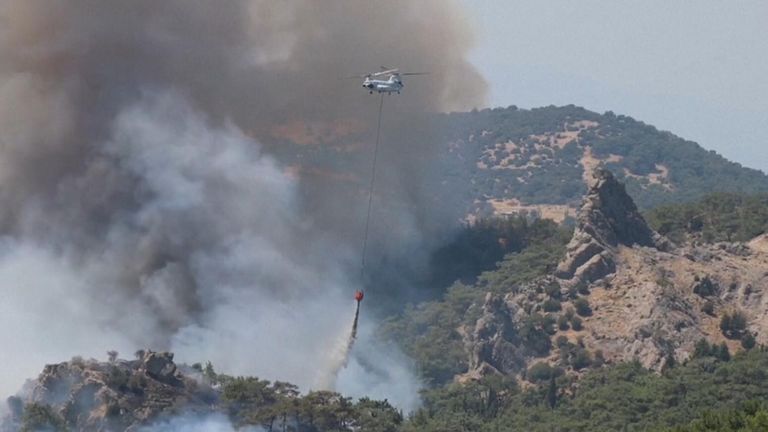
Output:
[[350, 67, 428, 95]]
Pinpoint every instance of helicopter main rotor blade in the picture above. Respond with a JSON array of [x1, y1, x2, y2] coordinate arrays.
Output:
[[341, 73, 372, 79], [374, 69, 399, 76], [399, 72, 429, 76]]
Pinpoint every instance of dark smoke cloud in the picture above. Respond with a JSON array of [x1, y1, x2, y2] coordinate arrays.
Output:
[[0, 0, 484, 407]]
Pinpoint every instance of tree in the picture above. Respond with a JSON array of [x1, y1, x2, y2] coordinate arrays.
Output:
[[543, 299, 562, 312], [527, 362, 559, 383], [574, 298, 592, 317], [692, 338, 712, 359], [21, 403, 67, 432], [701, 301, 715, 316], [721, 311, 748, 339], [742, 333, 757, 350], [545, 281, 562, 299], [546, 377, 558, 409], [571, 348, 593, 370], [715, 343, 731, 362], [571, 316, 583, 331]]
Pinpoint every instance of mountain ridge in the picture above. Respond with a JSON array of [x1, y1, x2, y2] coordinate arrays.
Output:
[[432, 105, 768, 222]]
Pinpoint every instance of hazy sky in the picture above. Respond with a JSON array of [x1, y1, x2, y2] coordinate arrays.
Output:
[[460, 0, 768, 173]]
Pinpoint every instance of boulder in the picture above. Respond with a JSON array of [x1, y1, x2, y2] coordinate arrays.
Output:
[[141, 351, 177, 382]]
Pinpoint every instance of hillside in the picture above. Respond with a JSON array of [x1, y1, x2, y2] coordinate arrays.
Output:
[[432, 105, 768, 221], [376, 169, 768, 430], [266, 105, 768, 226], [6, 170, 768, 431], [1, 351, 402, 431], [384, 169, 768, 386]]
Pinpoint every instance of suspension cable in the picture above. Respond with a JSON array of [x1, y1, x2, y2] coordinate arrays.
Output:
[[360, 94, 385, 281]]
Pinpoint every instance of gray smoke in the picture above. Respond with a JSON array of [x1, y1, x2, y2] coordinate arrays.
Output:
[[0, 0, 485, 410], [138, 413, 263, 432]]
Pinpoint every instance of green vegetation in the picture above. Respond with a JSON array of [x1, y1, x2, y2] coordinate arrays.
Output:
[[570, 315, 583, 331], [720, 311, 748, 339], [433, 105, 768, 217], [211, 367, 403, 431], [526, 362, 564, 383], [428, 216, 567, 291], [382, 219, 571, 386], [646, 192, 768, 243], [542, 298, 562, 312], [692, 339, 731, 362], [405, 348, 768, 431], [573, 298, 592, 317], [21, 403, 68, 432], [380, 283, 479, 386], [667, 401, 768, 431]]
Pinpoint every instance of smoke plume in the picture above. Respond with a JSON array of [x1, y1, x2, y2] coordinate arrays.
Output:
[[0, 0, 485, 409], [314, 300, 361, 391], [138, 413, 262, 432]]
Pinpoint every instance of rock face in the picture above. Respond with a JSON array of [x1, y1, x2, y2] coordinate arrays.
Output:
[[458, 168, 768, 381], [556, 168, 669, 284], [461, 293, 526, 380], [141, 351, 178, 383], [2, 351, 215, 431]]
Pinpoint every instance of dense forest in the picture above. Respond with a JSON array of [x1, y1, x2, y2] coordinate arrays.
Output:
[[382, 217, 572, 386], [431, 105, 768, 215], [403, 347, 768, 432], [645, 192, 768, 244]]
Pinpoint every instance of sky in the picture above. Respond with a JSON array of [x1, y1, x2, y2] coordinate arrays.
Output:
[[460, 0, 768, 173]]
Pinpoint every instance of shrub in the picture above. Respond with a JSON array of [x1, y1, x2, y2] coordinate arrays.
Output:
[[127, 373, 147, 395], [106, 367, 129, 390], [692, 338, 712, 359], [720, 310, 748, 339], [21, 403, 67, 432], [571, 348, 593, 370], [545, 281, 562, 299], [715, 343, 731, 362], [571, 316, 583, 331], [701, 300, 715, 316], [592, 350, 605, 367], [519, 313, 554, 356], [527, 362, 556, 383], [574, 298, 592, 317], [577, 282, 590, 295], [742, 333, 757, 350], [543, 299, 562, 312], [693, 276, 718, 297], [557, 315, 570, 331]]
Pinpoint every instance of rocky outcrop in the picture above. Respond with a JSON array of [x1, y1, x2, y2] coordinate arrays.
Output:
[[3, 352, 215, 431], [456, 169, 768, 382], [460, 293, 526, 380], [556, 168, 669, 284], [140, 351, 179, 383]]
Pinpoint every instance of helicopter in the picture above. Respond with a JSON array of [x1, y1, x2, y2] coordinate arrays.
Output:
[[349, 67, 428, 95]]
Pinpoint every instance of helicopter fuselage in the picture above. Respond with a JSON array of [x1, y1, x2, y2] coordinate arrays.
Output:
[[362, 75, 404, 94]]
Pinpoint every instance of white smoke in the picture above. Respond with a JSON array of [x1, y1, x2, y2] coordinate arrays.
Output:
[[337, 316, 423, 412], [0, 92, 417, 409], [0, 0, 485, 415], [138, 413, 263, 432]]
